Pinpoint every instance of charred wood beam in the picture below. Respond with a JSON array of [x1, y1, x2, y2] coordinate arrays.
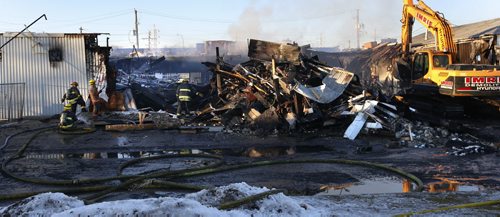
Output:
[[214, 69, 250, 83], [216, 47, 223, 96]]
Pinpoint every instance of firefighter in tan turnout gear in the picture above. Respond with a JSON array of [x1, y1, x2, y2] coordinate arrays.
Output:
[[88, 79, 107, 117]]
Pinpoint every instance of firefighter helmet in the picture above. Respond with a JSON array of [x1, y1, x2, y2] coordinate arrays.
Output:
[[70, 81, 78, 87], [89, 79, 96, 85]]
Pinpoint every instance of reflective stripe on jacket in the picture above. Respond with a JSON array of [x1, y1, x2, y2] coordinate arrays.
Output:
[[178, 96, 191, 101], [176, 83, 195, 101]]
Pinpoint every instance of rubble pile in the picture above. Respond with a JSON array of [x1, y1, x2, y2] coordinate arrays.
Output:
[[104, 39, 494, 157], [396, 121, 449, 148], [445, 135, 495, 156], [395, 120, 495, 155], [191, 39, 367, 135]]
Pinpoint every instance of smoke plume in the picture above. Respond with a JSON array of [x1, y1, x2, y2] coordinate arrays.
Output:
[[227, 0, 401, 49]]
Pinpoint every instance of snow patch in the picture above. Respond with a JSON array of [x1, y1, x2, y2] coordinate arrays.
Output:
[[186, 182, 322, 217], [0, 183, 323, 217], [0, 192, 84, 216], [186, 182, 269, 206], [54, 197, 245, 217]]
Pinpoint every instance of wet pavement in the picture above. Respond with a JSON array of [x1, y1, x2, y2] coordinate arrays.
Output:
[[0, 119, 499, 210]]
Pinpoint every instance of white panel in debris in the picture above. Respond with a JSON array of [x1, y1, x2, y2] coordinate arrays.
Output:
[[344, 112, 368, 140], [344, 100, 379, 140]]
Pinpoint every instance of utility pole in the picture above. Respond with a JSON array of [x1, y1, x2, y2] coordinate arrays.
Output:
[[374, 28, 377, 42], [152, 25, 159, 54], [143, 25, 159, 56], [355, 9, 360, 49], [147, 31, 151, 51], [134, 9, 140, 50]]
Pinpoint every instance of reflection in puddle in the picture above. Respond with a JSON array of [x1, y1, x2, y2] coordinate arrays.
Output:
[[24, 149, 207, 160], [318, 177, 484, 196], [318, 177, 411, 195], [427, 177, 485, 192]]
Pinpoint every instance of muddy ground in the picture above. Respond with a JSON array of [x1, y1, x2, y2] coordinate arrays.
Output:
[[0, 117, 499, 215]]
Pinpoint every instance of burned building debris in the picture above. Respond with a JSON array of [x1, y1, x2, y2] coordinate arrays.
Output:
[[0, 4, 499, 216], [100, 39, 497, 156], [190, 39, 364, 135]]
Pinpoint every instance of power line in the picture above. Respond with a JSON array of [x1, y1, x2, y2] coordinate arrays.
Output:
[[48, 9, 132, 23], [49, 12, 131, 29]]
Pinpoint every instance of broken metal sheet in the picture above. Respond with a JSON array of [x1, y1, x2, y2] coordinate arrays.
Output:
[[351, 100, 379, 113], [344, 100, 379, 140], [344, 112, 369, 140], [248, 39, 301, 64], [293, 68, 354, 104], [366, 122, 383, 129]]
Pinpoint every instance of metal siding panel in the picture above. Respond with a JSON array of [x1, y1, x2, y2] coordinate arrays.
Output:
[[0, 36, 3, 76], [0, 34, 88, 119]]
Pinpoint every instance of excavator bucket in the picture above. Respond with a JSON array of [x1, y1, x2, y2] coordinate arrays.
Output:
[[393, 58, 413, 88]]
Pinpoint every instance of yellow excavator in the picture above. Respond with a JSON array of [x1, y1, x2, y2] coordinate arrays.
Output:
[[397, 0, 500, 97], [393, 0, 500, 118]]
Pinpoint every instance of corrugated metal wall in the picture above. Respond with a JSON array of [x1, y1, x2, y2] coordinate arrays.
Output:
[[0, 33, 89, 118], [0, 83, 25, 120], [456, 41, 492, 65]]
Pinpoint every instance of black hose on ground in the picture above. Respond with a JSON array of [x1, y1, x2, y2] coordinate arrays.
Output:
[[1, 125, 425, 209], [1, 125, 56, 151], [218, 189, 284, 210], [171, 158, 425, 191], [1, 127, 141, 185], [83, 157, 424, 204], [84, 154, 224, 204]]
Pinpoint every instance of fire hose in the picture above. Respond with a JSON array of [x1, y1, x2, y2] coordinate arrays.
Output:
[[11, 126, 494, 213]]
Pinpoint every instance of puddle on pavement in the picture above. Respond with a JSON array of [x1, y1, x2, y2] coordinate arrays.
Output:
[[24, 145, 325, 160], [216, 145, 330, 158], [24, 149, 208, 160], [317, 177, 484, 196], [427, 177, 486, 192], [317, 177, 411, 196]]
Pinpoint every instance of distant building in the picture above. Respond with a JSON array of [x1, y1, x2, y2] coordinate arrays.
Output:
[[196, 43, 205, 54], [362, 41, 378, 49], [203, 40, 236, 56], [0, 33, 111, 120]]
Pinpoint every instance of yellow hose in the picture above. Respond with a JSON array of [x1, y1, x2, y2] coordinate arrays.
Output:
[[395, 199, 500, 217]]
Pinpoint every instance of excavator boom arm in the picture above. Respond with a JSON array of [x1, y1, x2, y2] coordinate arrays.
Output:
[[401, 0, 457, 58]]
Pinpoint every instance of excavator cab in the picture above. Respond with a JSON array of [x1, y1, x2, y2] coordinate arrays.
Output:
[[395, 51, 450, 83], [411, 52, 429, 80]]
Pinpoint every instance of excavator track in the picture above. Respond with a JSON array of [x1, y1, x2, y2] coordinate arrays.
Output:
[[396, 94, 500, 126]]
